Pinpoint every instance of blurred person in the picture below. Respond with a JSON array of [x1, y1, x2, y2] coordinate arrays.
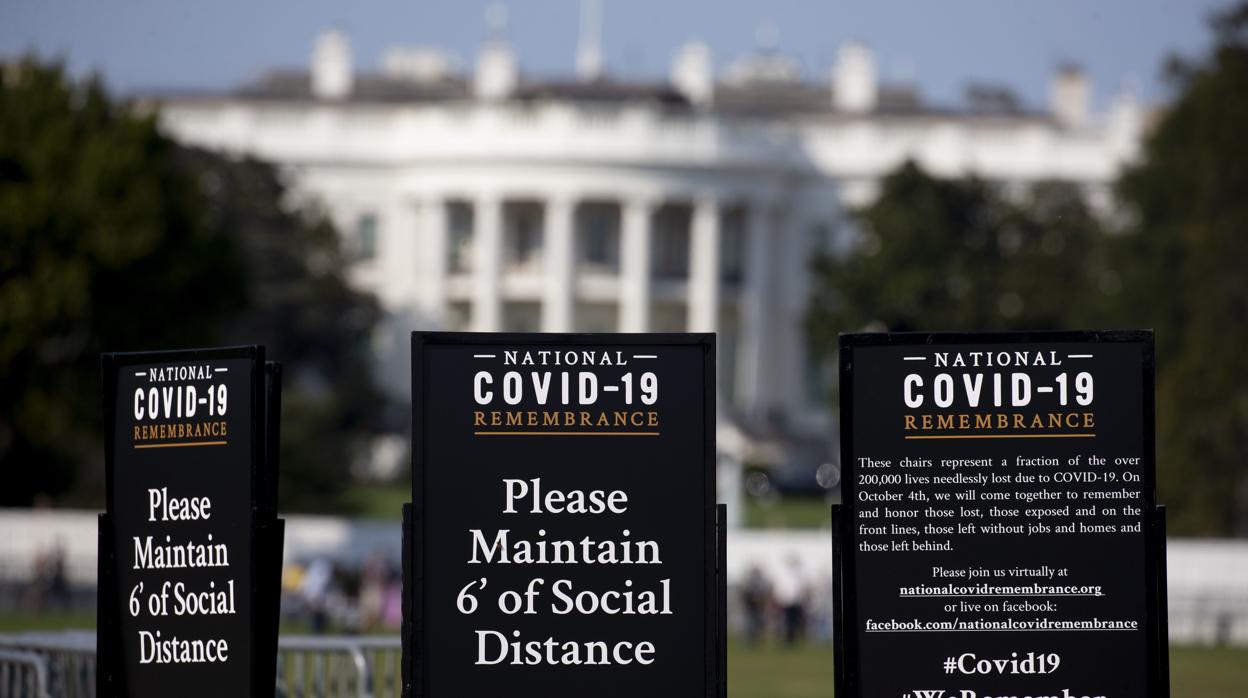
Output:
[[741, 563, 772, 646], [24, 542, 69, 611], [807, 569, 835, 642], [282, 561, 306, 593], [772, 554, 810, 645], [359, 551, 388, 631], [382, 563, 403, 630], [299, 557, 333, 634], [325, 562, 364, 632]]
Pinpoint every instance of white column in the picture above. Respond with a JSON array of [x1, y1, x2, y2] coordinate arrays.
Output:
[[472, 194, 503, 332], [737, 201, 770, 415], [775, 209, 807, 416], [687, 194, 720, 333], [379, 198, 418, 308], [620, 196, 653, 332], [542, 195, 576, 332], [419, 196, 448, 325]]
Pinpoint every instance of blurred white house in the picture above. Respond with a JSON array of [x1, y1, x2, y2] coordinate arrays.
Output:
[[143, 6, 1144, 479]]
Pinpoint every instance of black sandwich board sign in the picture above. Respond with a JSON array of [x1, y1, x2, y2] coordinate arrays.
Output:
[[833, 331, 1168, 698], [98, 346, 284, 697], [402, 333, 725, 698]]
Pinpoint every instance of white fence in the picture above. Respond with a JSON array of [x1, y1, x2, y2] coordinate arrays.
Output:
[[2, 508, 1246, 645], [0, 633, 401, 698], [0, 632, 93, 698], [0, 648, 51, 698], [277, 636, 402, 698]]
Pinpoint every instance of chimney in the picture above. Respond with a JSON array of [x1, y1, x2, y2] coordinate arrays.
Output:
[[1051, 65, 1090, 129], [475, 4, 517, 100], [833, 41, 877, 113], [671, 41, 713, 106], [312, 29, 353, 100], [575, 0, 604, 81]]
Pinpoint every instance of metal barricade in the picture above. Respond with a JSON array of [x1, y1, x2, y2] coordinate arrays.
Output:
[[0, 649, 51, 698], [0, 632, 406, 698], [0, 632, 94, 698], [352, 638, 403, 698], [276, 635, 402, 698]]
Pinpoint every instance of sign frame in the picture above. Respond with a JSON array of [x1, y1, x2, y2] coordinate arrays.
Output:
[[403, 331, 722, 698], [832, 329, 1168, 698], [97, 345, 282, 698]]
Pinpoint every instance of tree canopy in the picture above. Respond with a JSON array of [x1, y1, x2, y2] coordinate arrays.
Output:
[[807, 162, 1111, 345], [807, 4, 1248, 535], [0, 60, 384, 511], [1108, 4, 1248, 535]]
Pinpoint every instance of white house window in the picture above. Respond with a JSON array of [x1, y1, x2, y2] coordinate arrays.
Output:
[[504, 201, 544, 273], [575, 302, 620, 332], [805, 348, 832, 406], [502, 301, 542, 332], [354, 212, 378, 261], [576, 202, 621, 273], [720, 205, 747, 284], [719, 304, 740, 404], [446, 201, 474, 274], [649, 301, 687, 332], [446, 301, 472, 331], [651, 204, 691, 280]]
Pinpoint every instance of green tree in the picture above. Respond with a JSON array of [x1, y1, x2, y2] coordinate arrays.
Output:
[[1111, 4, 1248, 535], [185, 148, 386, 513], [0, 60, 384, 511], [807, 161, 1111, 353], [0, 60, 244, 504]]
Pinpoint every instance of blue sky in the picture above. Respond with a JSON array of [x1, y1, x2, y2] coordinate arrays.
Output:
[[0, 0, 1231, 109]]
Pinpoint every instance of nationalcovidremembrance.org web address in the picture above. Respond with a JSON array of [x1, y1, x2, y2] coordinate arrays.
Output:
[[898, 583, 1104, 597]]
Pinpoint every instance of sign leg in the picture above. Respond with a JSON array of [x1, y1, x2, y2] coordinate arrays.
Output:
[[402, 502, 416, 698], [831, 504, 847, 698], [1154, 505, 1171, 698], [716, 503, 727, 698]]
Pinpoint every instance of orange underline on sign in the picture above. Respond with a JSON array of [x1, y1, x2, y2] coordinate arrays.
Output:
[[904, 434, 1095, 440], [134, 441, 228, 449], [474, 431, 661, 437]]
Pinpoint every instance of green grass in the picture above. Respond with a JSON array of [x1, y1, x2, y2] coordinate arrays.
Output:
[[745, 495, 836, 529], [0, 610, 398, 638], [343, 481, 410, 519], [4, 614, 1240, 698], [0, 610, 94, 633], [1169, 645, 1248, 698], [729, 640, 835, 697]]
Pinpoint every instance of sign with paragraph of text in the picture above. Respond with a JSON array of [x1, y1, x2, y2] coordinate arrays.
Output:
[[834, 331, 1168, 698]]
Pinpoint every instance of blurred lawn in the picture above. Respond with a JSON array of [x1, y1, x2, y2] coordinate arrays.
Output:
[[729, 639, 834, 696], [1168, 645, 1248, 698], [2, 613, 1244, 697], [344, 481, 411, 519], [745, 496, 836, 529], [0, 610, 94, 632]]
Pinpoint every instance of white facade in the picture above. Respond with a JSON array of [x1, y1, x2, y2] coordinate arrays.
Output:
[[147, 28, 1143, 468]]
